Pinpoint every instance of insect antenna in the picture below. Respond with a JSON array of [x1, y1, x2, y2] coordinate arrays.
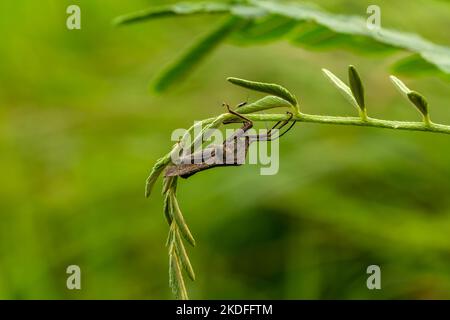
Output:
[[235, 94, 250, 110], [235, 101, 247, 109], [223, 102, 251, 123]]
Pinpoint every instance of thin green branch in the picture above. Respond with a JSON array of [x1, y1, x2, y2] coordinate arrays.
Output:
[[215, 112, 450, 135]]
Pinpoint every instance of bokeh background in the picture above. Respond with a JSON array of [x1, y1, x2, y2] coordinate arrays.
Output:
[[0, 0, 450, 299]]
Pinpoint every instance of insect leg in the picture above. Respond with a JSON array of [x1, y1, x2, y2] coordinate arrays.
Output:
[[246, 112, 295, 142], [269, 112, 296, 141], [223, 102, 252, 123]]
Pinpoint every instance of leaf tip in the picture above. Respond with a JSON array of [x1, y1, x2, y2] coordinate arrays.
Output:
[[321, 68, 331, 75], [112, 17, 124, 26], [389, 75, 411, 96]]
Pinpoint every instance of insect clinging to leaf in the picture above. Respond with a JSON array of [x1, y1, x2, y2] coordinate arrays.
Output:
[[164, 103, 296, 179]]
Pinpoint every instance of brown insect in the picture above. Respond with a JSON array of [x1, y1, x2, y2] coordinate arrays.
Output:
[[164, 103, 295, 179]]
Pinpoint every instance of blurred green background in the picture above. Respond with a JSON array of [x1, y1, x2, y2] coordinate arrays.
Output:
[[0, 0, 450, 299]]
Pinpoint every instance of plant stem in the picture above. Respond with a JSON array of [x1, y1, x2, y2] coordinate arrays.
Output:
[[218, 112, 450, 135]]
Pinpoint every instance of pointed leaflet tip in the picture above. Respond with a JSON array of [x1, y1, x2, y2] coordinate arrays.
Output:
[[145, 156, 171, 198], [389, 75, 411, 98], [321, 68, 358, 109], [390, 76, 429, 119]]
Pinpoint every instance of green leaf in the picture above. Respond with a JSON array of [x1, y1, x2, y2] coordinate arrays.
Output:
[[322, 68, 358, 109], [231, 15, 298, 44], [170, 193, 196, 247], [115, 0, 450, 91], [227, 77, 297, 106], [407, 91, 429, 118], [169, 246, 189, 300], [165, 224, 174, 247], [281, 14, 395, 54], [392, 54, 443, 77], [153, 17, 241, 92], [145, 155, 171, 198], [174, 230, 196, 281], [163, 193, 173, 225], [291, 23, 347, 50], [348, 65, 365, 110], [162, 175, 177, 195], [113, 2, 230, 25], [252, 0, 450, 75], [229, 4, 267, 18], [390, 76, 430, 119], [236, 96, 292, 114]]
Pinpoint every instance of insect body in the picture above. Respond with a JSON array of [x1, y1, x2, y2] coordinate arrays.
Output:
[[165, 104, 295, 179]]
